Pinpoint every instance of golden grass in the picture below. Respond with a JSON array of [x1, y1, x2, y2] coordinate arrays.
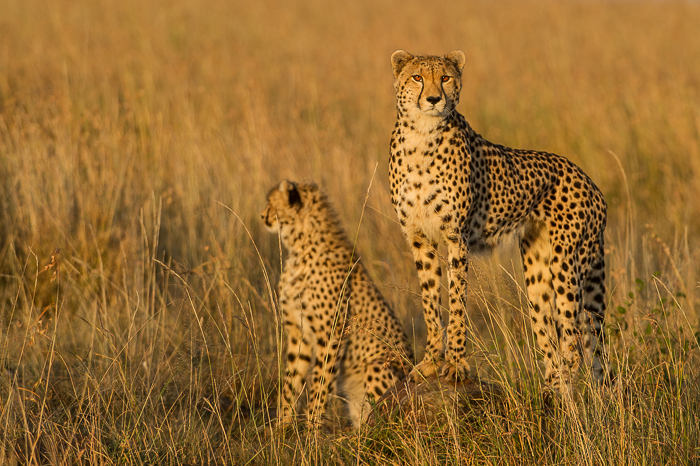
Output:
[[1, 0, 699, 464]]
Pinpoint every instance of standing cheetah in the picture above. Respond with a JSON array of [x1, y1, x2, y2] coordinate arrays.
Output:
[[262, 180, 412, 428], [389, 50, 611, 391]]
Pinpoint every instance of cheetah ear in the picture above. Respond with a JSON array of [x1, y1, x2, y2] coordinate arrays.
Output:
[[391, 50, 414, 78], [280, 180, 302, 209], [445, 50, 466, 75]]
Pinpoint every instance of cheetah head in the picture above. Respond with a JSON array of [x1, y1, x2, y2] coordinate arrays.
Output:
[[391, 50, 466, 120], [262, 180, 304, 234], [261, 180, 326, 236]]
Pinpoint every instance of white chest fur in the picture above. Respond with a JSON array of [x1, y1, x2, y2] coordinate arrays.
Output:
[[279, 253, 313, 320], [392, 136, 452, 242]]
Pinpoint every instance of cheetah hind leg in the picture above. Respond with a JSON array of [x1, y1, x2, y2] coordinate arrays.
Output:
[[520, 224, 561, 391], [580, 248, 615, 385], [344, 359, 402, 428]]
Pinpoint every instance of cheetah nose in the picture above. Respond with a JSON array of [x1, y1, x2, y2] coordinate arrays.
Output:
[[426, 95, 441, 105]]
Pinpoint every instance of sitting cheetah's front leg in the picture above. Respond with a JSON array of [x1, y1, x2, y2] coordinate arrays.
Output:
[[278, 305, 313, 425], [441, 237, 470, 382], [407, 232, 445, 382], [305, 314, 344, 428]]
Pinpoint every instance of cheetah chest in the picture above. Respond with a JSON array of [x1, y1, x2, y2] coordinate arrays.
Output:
[[280, 255, 314, 320], [391, 146, 455, 241]]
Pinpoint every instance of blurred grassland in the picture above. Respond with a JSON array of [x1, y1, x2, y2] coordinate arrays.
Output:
[[0, 0, 700, 464]]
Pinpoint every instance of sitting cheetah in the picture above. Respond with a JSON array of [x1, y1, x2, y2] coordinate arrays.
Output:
[[389, 50, 611, 391], [262, 180, 412, 428]]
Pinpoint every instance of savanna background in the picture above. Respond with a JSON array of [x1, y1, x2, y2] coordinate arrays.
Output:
[[1, 0, 699, 464]]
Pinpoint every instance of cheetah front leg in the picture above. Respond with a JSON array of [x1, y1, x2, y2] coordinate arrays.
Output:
[[278, 309, 314, 425], [305, 302, 346, 427], [442, 236, 471, 382], [407, 231, 445, 382]]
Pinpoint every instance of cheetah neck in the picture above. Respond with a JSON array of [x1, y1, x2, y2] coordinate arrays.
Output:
[[282, 212, 351, 259], [395, 110, 472, 153], [396, 105, 446, 135]]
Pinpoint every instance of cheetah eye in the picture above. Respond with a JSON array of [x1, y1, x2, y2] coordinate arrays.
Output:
[[442, 76, 451, 82], [412, 75, 422, 82]]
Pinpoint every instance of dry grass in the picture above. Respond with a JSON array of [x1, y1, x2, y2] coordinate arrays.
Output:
[[1, 0, 699, 464]]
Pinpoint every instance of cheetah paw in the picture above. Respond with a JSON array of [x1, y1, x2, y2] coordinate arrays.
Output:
[[409, 357, 442, 382], [440, 360, 470, 382]]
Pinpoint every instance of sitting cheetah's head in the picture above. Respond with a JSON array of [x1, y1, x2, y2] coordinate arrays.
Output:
[[261, 180, 325, 235], [391, 50, 466, 119]]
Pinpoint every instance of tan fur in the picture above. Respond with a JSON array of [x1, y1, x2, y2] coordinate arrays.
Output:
[[389, 50, 612, 391], [263, 180, 412, 428]]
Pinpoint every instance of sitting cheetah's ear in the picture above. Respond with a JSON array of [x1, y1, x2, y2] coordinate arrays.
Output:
[[391, 50, 414, 78], [445, 50, 466, 75], [280, 180, 302, 209]]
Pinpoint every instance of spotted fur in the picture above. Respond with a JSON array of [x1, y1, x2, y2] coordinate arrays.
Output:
[[262, 180, 412, 428], [389, 50, 612, 391]]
